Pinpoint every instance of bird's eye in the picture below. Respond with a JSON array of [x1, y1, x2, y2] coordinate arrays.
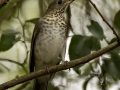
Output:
[[58, 0, 62, 4]]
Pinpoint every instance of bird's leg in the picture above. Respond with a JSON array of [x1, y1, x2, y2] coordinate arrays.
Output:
[[44, 62, 51, 73], [61, 60, 68, 66], [45, 65, 50, 73], [61, 60, 71, 71]]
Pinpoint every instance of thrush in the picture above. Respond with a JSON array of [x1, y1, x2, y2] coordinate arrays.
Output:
[[29, 0, 74, 90]]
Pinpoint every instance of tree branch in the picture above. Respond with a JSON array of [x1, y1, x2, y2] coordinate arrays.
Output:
[[88, 0, 120, 41], [0, 0, 8, 8], [0, 41, 119, 90]]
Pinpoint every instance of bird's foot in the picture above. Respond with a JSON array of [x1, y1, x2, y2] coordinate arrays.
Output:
[[62, 60, 68, 66], [45, 65, 50, 73], [61, 60, 71, 71]]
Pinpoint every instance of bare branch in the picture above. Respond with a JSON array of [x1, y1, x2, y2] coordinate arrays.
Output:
[[17, 8, 29, 65], [0, 58, 27, 73], [88, 0, 120, 41], [0, 41, 119, 90], [0, 63, 10, 71]]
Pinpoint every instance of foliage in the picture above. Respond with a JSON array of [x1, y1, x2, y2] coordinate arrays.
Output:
[[114, 10, 120, 34], [0, 0, 120, 90], [0, 30, 20, 51]]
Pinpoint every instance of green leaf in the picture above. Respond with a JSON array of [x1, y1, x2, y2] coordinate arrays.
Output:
[[69, 35, 101, 74], [111, 54, 120, 75], [88, 36, 101, 51], [114, 10, 120, 33], [87, 20, 105, 40], [0, 30, 21, 51], [109, 38, 117, 44], [102, 57, 120, 80], [73, 65, 81, 75], [69, 35, 101, 60], [69, 35, 92, 74], [26, 18, 39, 24], [109, 38, 120, 54], [69, 35, 92, 60], [83, 75, 93, 90]]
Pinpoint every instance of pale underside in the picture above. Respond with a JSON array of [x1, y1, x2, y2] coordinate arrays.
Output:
[[31, 14, 67, 83]]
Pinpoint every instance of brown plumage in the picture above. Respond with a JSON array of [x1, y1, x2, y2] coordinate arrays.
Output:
[[29, 0, 74, 90]]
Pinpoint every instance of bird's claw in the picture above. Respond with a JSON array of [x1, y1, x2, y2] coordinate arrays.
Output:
[[45, 65, 50, 73], [61, 60, 71, 71]]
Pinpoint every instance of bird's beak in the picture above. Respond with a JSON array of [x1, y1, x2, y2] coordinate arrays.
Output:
[[65, 0, 74, 5]]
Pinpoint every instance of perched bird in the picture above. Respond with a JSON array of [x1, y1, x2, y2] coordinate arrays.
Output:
[[29, 0, 74, 90]]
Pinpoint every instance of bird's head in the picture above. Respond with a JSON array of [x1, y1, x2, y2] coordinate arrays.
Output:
[[46, 0, 74, 14]]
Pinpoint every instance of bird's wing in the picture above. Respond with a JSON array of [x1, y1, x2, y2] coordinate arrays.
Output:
[[29, 20, 41, 72]]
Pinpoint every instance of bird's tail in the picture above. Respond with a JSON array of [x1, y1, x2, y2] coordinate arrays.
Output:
[[33, 80, 48, 90]]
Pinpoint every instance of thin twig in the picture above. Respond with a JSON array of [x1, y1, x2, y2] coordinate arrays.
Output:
[[0, 41, 119, 90], [0, 58, 27, 73], [0, 63, 10, 71], [17, 8, 29, 72], [88, 0, 120, 41], [17, 8, 29, 64]]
